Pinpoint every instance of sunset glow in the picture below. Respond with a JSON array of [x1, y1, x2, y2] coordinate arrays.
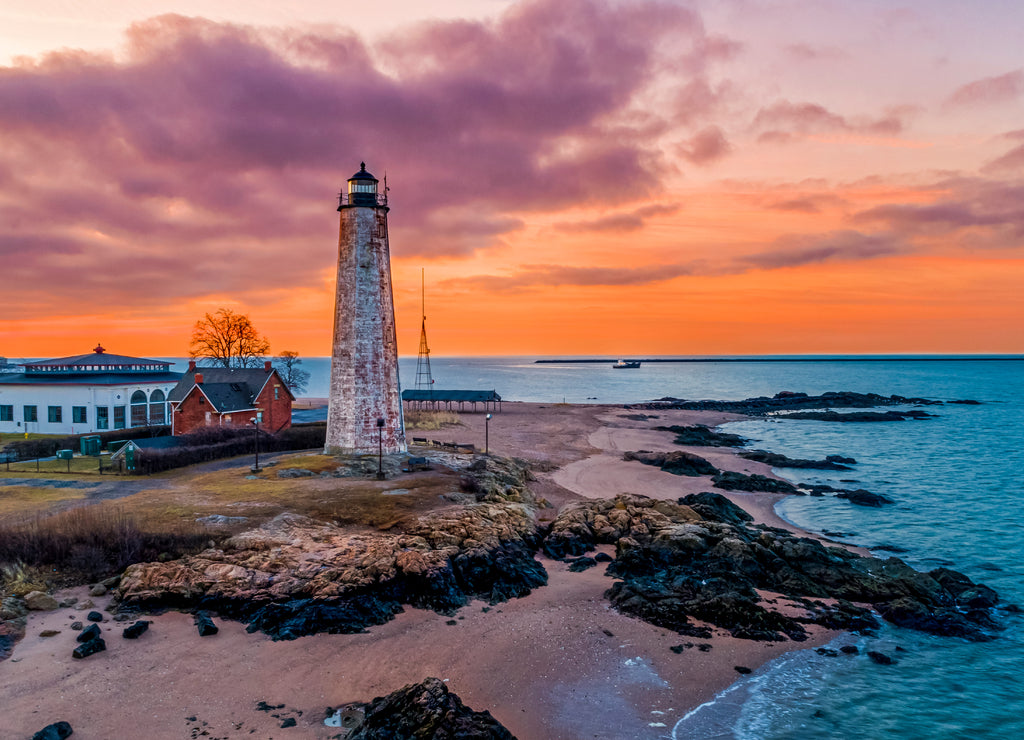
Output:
[[2, 0, 1023, 357]]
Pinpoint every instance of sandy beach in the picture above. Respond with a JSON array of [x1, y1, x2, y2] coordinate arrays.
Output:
[[0, 403, 842, 739]]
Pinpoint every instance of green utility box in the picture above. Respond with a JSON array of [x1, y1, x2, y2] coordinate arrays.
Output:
[[125, 445, 136, 472], [56, 449, 74, 460], [80, 435, 102, 456]]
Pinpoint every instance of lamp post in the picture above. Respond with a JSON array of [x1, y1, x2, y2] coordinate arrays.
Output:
[[485, 413, 492, 456], [376, 417, 386, 480], [250, 415, 260, 472]]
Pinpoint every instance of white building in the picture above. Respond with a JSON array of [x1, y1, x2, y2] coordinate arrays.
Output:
[[0, 345, 182, 436]]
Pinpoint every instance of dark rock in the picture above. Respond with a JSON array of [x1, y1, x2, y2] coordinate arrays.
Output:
[[712, 471, 799, 493], [123, 620, 151, 639], [948, 399, 981, 405], [70, 622, 83, 631], [816, 648, 839, 657], [31, 721, 73, 740], [734, 666, 752, 674], [344, 677, 516, 739], [567, 557, 598, 572], [656, 425, 748, 447], [867, 651, 895, 665], [680, 492, 754, 526], [72, 637, 105, 659], [840, 645, 859, 655], [627, 391, 941, 415], [76, 624, 101, 643], [826, 455, 857, 465], [739, 450, 853, 470], [780, 410, 935, 422], [194, 611, 218, 637], [280, 717, 297, 728], [256, 702, 285, 712], [594, 552, 613, 563], [669, 644, 687, 654], [86, 611, 104, 623], [835, 489, 894, 507], [624, 450, 719, 477]]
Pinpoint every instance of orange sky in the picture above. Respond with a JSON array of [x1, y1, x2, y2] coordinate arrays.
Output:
[[1, 0, 1023, 358]]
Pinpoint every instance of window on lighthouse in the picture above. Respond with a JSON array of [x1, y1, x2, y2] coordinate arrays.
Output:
[[349, 181, 376, 194]]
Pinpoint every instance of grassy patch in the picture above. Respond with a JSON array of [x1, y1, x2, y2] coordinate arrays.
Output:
[[0, 432, 63, 445], [0, 455, 107, 477], [404, 410, 463, 430], [0, 485, 88, 517]]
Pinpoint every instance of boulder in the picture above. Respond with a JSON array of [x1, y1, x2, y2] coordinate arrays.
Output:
[[31, 721, 73, 740], [194, 612, 218, 637], [23, 591, 58, 611], [123, 620, 151, 639], [712, 471, 799, 493], [76, 624, 101, 643], [72, 637, 105, 659], [835, 489, 893, 507], [86, 611, 104, 622], [88, 584, 107, 597], [623, 450, 719, 477]]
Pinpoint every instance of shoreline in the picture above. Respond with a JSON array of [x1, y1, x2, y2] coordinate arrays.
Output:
[[0, 400, 988, 738]]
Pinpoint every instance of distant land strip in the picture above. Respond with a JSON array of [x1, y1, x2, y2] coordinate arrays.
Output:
[[534, 356, 1024, 363]]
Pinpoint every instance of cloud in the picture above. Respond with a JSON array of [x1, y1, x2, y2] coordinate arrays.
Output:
[[945, 70, 1024, 108], [753, 100, 904, 142], [443, 262, 698, 292], [0, 1, 721, 315], [676, 125, 730, 165], [784, 43, 848, 61], [766, 194, 846, 214], [553, 203, 681, 234], [742, 231, 903, 269]]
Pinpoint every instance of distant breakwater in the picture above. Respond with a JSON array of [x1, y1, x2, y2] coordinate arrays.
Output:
[[534, 356, 1024, 363]]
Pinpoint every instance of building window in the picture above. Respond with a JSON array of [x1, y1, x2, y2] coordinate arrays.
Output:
[[24, 405, 38, 423], [0, 405, 12, 422], [149, 389, 166, 425], [73, 406, 87, 424], [97, 407, 109, 430], [130, 390, 148, 427], [274, 387, 279, 400], [48, 406, 62, 423], [113, 406, 126, 429]]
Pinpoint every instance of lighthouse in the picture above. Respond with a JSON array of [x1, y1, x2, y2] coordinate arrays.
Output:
[[325, 163, 406, 454]]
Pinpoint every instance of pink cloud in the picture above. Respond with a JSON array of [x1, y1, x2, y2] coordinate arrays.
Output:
[[753, 100, 904, 141], [945, 70, 1024, 108]]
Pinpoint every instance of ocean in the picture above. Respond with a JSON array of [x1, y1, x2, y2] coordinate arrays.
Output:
[[168, 355, 1024, 739]]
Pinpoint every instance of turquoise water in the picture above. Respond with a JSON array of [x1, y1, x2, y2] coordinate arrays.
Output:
[[166, 355, 1024, 738]]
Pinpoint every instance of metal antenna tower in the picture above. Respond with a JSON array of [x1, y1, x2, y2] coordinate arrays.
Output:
[[414, 268, 434, 392]]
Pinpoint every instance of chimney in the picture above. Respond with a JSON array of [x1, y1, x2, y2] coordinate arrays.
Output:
[[195, 373, 204, 385], [264, 360, 272, 372], [188, 360, 196, 371]]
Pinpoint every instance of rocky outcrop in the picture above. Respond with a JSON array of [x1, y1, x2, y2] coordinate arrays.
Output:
[[712, 471, 799, 493], [739, 450, 855, 470], [780, 410, 935, 422], [628, 391, 943, 414], [623, 450, 719, 477], [657, 425, 747, 447], [337, 677, 516, 739], [835, 489, 894, 507], [119, 502, 546, 640], [544, 493, 999, 642]]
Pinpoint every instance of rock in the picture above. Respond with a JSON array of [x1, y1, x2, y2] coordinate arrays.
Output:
[[72, 637, 106, 659], [656, 425, 748, 447], [594, 552, 613, 563], [740, 450, 853, 470], [58, 598, 77, 608], [123, 620, 151, 639], [623, 450, 719, 477], [194, 612, 218, 637], [344, 677, 516, 739], [23, 591, 59, 611], [31, 721, 73, 740], [826, 455, 857, 465], [70, 622, 83, 631], [101, 575, 121, 589], [835, 489, 894, 507], [74, 600, 94, 611], [780, 410, 934, 422], [627, 391, 941, 415], [76, 624, 101, 643], [277, 468, 314, 478], [0, 596, 28, 620], [867, 650, 895, 665], [196, 515, 250, 527], [734, 666, 752, 674], [88, 584, 107, 597], [567, 557, 598, 572], [280, 718, 297, 728], [680, 492, 754, 527], [840, 645, 859, 655], [815, 648, 839, 657], [86, 611, 104, 622], [712, 471, 799, 493], [39, 630, 60, 638]]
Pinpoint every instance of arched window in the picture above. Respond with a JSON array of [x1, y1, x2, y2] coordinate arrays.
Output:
[[149, 389, 166, 425], [130, 390, 148, 427]]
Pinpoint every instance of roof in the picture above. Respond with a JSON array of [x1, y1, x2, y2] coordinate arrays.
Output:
[[402, 389, 502, 402], [349, 162, 377, 181], [23, 346, 171, 374], [110, 436, 182, 460], [0, 372, 182, 386], [168, 367, 294, 412]]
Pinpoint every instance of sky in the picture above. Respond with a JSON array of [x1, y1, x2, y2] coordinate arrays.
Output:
[[1, 0, 1023, 358]]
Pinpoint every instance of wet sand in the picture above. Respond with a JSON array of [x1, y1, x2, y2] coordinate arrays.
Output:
[[1, 402, 840, 739]]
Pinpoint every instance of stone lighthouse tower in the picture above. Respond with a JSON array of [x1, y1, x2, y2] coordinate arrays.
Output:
[[325, 163, 406, 454]]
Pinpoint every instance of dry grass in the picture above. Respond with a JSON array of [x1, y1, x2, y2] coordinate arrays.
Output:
[[0, 485, 88, 517], [0, 432, 63, 445], [404, 410, 463, 430]]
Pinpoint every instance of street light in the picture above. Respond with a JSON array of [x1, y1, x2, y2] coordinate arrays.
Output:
[[250, 415, 260, 472], [485, 413, 492, 455], [376, 417, 386, 480]]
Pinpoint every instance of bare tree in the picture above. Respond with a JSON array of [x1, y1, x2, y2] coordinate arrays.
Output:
[[273, 350, 311, 395], [189, 308, 271, 369]]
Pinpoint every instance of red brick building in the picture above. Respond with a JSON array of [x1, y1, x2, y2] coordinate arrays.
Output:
[[168, 361, 293, 435]]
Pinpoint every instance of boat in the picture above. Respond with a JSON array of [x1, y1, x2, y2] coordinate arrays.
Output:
[[612, 359, 641, 369]]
